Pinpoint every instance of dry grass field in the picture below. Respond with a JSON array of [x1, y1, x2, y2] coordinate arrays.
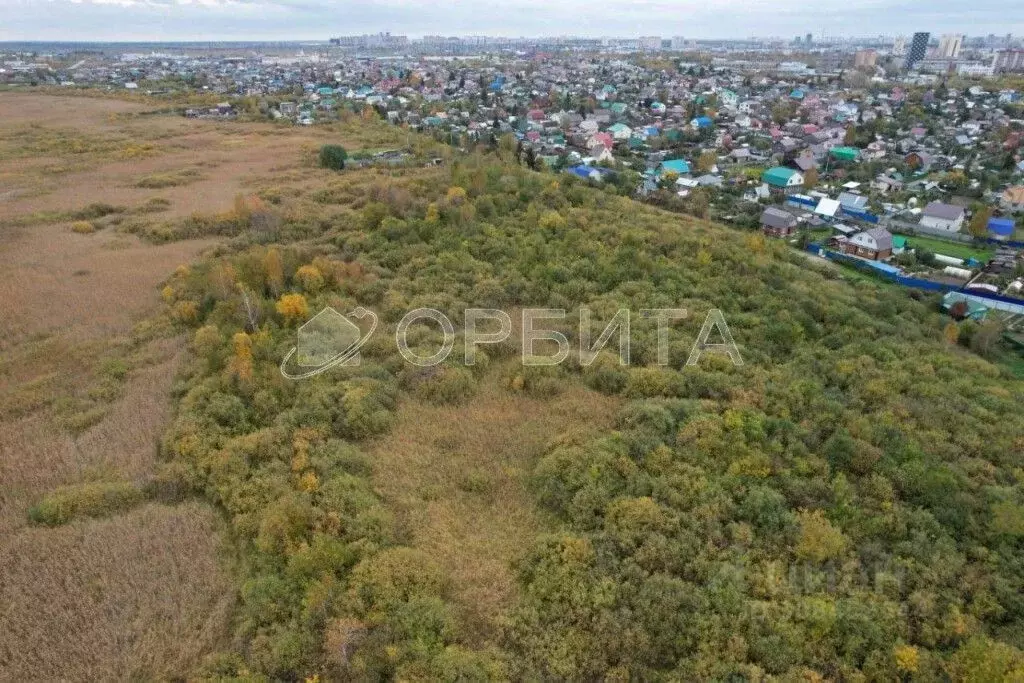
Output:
[[0, 91, 420, 679], [369, 374, 621, 645]]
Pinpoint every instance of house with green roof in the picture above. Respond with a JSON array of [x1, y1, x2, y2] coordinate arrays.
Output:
[[608, 122, 632, 140], [830, 146, 860, 162], [628, 135, 647, 150], [762, 166, 804, 191]]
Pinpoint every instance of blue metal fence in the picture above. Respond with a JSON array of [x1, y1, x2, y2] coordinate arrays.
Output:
[[806, 245, 958, 293], [841, 208, 880, 224], [805, 244, 1024, 305], [984, 237, 1024, 249]]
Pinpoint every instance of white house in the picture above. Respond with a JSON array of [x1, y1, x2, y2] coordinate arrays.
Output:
[[587, 143, 614, 163], [920, 201, 966, 233]]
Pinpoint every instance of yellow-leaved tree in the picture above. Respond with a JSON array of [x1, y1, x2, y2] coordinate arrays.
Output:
[[445, 186, 468, 206], [229, 331, 253, 383], [295, 264, 325, 293], [276, 293, 309, 325], [795, 509, 849, 562]]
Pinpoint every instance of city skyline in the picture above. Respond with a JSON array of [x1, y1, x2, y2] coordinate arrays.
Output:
[[1, 0, 1022, 43]]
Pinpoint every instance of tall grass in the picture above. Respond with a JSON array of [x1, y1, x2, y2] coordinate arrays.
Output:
[[368, 366, 621, 643], [0, 502, 234, 680]]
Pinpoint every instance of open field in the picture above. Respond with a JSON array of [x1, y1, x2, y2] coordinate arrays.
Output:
[[369, 373, 621, 644], [0, 92, 419, 224], [0, 91, 421, 679], [0, 502, 234, 681]]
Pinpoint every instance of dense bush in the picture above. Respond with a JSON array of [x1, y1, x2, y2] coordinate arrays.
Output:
[[319, 144, 348, 171], [29, 481, 144, 526]]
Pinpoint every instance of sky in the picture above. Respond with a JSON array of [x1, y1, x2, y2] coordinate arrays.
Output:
[[1, 0, 1022, 42]]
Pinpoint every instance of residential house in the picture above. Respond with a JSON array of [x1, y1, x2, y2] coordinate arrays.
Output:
[[814, 197, 841, 220], [608, 122, 632, 140], [829, 146, 860, 163], [905, 151, 935, 172], [657, 159, 692, 176], [695, 174, 724, 188], [760, 207, 798, 237], [839, 228, 895, 260], [588, 143, 614, 163], [792, 150, 818, 172], [872, 174, 904, 195], [920, 201, 966, 233], [728, 147, 754, 164], [762, 166, 804, 193], [838, 192, 869, 213]]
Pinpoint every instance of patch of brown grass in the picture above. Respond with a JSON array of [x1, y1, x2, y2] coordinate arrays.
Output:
[[0, 337, 184, 533], [0, 502, 234, 681], [368, 370, 620, 645], [0, 221, 214, 347]]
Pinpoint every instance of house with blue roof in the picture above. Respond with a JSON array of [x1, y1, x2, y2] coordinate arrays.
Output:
[[657, 159, 691, 176], [567, 165, 614, 182]]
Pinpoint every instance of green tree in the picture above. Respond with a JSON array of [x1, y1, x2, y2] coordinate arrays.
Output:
[[967, 205, 993, 238], [319, 144, 348, 170]]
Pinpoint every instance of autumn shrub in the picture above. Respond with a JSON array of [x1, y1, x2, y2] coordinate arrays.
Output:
[[71, 202, 124, 220], [582, 353, 629, 395], [276, 293, 309, 324], [506, 365, 568, 399], [135, 196, 172, 214], [135, 168, 203, 188], [295, 264, 325, 293], [794, 509, 849, 563], [29, 481, 145, 526]]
